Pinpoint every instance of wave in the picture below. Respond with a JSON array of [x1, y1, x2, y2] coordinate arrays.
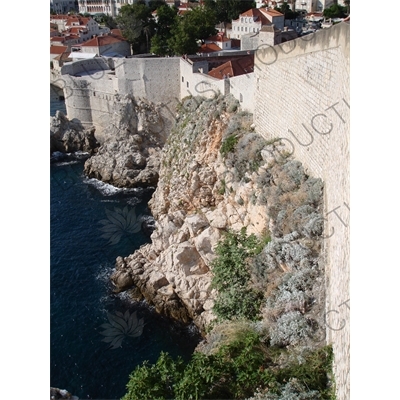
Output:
[[53, 160, 80, 167], [83, 178, 124, 196], [84, 177, 151, 198], [95, 265, 115, 283], [51, 151, 90, 164]]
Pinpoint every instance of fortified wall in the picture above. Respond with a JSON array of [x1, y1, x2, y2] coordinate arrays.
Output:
[[254, 22, 350, 400], [60, 57, 181, 142], [180, 58, 255, 113]]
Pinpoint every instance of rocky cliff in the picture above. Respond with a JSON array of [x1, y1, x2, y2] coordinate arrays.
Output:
[[110, 94, 325, 334], [51, 94, 168, 189], [50, 111, 99, 155], [83, 95, 168, 188]]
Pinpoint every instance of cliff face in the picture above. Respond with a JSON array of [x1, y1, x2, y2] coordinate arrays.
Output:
[[83, 95, 168, 188], [50, 111, 99, 155], [111, 94, 325, 333]]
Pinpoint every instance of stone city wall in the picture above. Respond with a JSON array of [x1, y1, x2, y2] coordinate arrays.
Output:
[[254, 22, 350, 400]]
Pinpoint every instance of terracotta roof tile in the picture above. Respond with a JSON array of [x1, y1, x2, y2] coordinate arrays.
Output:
[[236, 8, 270, 25], [262, 8, 284, 17], [51, 36, 65, 42], [50, 45, 68, 55], [50, 14, 70, 20], [198, 43, 221, 53], [208, 55, 254, 79], [207, 33, 231, 42], [111, 29, 123, 37], [80, 34, 127, 47]]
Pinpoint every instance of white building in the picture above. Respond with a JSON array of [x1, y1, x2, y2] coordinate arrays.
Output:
[[204, 32, 232, 50], [255, 0, 339, 13], [78, 0, 136, 17], [294, 0, 337, 13], [51, 0, 78, 14], [230, 8, 284, 40]]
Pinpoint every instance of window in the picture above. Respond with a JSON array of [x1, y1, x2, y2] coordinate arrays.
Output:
[[241, 17, 243, 22], [245, 27, 247, 32], [245, 17, 247, 23], [241, 27, 243, 31], [240, 93, 243, 102], [182, 76, 184, 82], [187, 81, 189, 88]]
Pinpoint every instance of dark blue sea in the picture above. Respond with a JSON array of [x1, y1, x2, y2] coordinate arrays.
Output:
[[50, 86, 201, 399]]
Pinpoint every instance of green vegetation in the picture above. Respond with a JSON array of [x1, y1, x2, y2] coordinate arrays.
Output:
[[275, 2, 299, 20], [122, 331, 335, 400], [116, 3, 156, 53], [150, 4, 177, 56], [122, 94, 333, 400], [323, 4, 347, 18], [204, 0, 256, 29], [220, 134, 239, 157], [211, 228, 265, 321], [94, 13, 118, 29], [168, 6, 218, 55]]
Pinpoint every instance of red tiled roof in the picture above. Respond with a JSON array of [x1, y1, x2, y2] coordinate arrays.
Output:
[[80, 34, 127, 47], [66, 16, 91, 26], [111, 29, 123, 37], [51, 36, 65, 42], [67, 27, 87, 34], [262, 8, 284, 17], [235, 8, 269, 25], [50, 45, 68, 55], [50, 14, 69, 20], [208, 55, 254, 79], [207, 33, 231, 42], [198, 43, 221, 53]]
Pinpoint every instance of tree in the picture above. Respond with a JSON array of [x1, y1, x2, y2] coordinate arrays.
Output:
[[150, 4, 177, 56], [343, 0, 350, 14], [323, 4, 347, 18], [95, 13, 118, 29], [204, 0, 255, 31], [116, 3, 156, 53], [276, 2, 299, 20], [148, 0, 167, 11], [168, 6, 218, 55]]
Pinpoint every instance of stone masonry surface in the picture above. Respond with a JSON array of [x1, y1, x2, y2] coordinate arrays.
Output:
[[254, 22, 350, 400]]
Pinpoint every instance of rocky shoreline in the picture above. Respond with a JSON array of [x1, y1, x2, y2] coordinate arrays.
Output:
[[51, 93, 332, 399], [50, 94, 326, 335]]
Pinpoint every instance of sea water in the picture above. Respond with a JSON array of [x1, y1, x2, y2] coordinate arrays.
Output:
[[50, 87, 200, 399]]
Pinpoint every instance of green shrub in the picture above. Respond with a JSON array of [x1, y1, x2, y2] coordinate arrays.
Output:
[[269, 311, 314, 347], [122, 351, 185, 400], [122, 342, 334, 400], [220, 134, 239, 157], [123, 329, 272, 400], [211, 228, 264, 321]]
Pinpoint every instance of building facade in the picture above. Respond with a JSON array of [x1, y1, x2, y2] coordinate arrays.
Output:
[[78, 0, 136, 16], [230, 8, 284, 39]]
